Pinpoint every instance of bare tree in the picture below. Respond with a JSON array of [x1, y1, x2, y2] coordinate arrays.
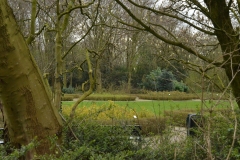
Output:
[[113, 0, 240, 107]]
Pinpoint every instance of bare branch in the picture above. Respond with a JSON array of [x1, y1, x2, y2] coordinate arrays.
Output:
[[114, 0, 219, 66], [61, 0, 100, 59], [68, 50, 95, 124], [127, 0, 215, 35], [58, 0, 95, 20]]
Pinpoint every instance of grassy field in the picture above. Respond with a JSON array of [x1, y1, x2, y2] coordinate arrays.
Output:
[[62, 100, 232, 116], [62, 99, 235, 133]]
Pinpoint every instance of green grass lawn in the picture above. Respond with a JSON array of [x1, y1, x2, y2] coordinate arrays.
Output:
[[62, 100, 232, 116]]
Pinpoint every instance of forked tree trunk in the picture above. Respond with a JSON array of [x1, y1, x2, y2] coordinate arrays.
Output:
[[0, 0, 62, 159]]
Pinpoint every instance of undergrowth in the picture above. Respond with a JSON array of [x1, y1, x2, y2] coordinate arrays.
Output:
[[2, 107, 240, 159]]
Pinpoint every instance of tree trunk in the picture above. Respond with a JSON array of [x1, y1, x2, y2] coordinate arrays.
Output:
[[204, 0, 240, 107], [96, 58, 102, 92], [53, 1, 72, 110], [0, 0, 62, 158], [53, 31, 63, 110], [69, 72, 73, 88], [63, 60, 67, 88], [127, 71, 132, 93]]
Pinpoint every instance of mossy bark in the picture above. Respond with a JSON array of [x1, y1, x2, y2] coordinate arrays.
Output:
[[0, 0, 62, 159], [53, 31, 63, 110], [53, 1, 73, 110]]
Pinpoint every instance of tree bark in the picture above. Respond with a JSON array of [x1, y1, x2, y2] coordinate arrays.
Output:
[[0, 0, 62, 158], [53, 31, 63, 110], [63, 60, 67, 88], [53, 1, 73, 110], [204, 0, 240, 106]]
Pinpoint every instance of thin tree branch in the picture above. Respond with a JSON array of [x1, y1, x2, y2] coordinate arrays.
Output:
[[62, 0, 100, 59], [58, 0, 95, 20], [114, 0, 219, 66], [127, 0, 215, 35]]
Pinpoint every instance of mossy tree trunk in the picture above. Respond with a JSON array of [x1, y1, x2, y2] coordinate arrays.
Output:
[[0, 0, 62, 159], [53, 1, 73, 110], [53, 29, 63, 110]]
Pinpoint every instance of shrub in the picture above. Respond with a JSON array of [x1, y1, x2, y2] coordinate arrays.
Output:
[[62, 87, 75, 94], [62, 94, 80, 101], [138, 117, 167, 135], [142, 68, 175, 91], [173, 80, 188, 92], [137, 91, 198, 100], [62, 101, 163, 135], [4, 104, 240, 159], [62, 96, 73, 101], [62, 101, 148, 122], [164, 110, 193, 127], [57, 120, 163, 159], [64, 94, 79, 98], [84, 95, 136, 101], [61, 119, 139, 158], [0, 139, 37, 159], [50, 109, 240, 159], [141, 68, 189, 92]]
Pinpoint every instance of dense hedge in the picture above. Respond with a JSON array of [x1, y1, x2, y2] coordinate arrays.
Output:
[[138, 117, 167, 135], [62, 96, 73, 101], [137, 91, 198, 100], [84, 95, 136, 101], [164, 110, 195, 127], [62, 91, 228, 101], [63, 94, 136, 101]]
